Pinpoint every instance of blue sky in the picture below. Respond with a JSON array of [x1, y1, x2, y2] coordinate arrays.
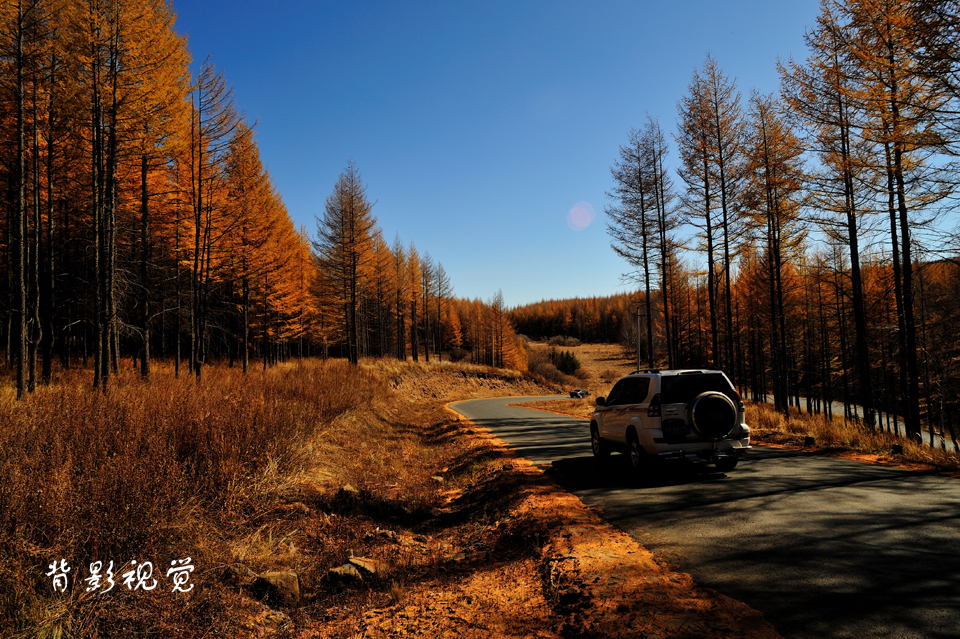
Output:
[[172, 0, 821, 307]]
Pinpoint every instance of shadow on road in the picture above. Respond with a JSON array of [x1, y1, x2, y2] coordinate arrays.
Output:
[[547, 455, 732, 490]]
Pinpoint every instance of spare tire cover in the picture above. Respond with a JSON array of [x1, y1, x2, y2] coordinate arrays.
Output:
[[690, 391, 737, 440]]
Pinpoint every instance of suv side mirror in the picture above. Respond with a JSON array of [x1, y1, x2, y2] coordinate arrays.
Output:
[[595, 397, 606, 407]]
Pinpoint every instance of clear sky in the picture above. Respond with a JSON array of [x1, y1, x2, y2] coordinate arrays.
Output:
[[171, 0, 821, 308]]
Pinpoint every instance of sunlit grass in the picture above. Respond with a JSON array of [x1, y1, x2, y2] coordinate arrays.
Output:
[[747, 402, 960, 471]]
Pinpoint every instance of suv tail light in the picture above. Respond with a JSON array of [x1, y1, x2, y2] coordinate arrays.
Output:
[[733, 389, 745, 411], [648, 393, 661, 417]]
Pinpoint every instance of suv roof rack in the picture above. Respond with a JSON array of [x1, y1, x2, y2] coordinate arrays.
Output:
[[628, 369, 660, 375]]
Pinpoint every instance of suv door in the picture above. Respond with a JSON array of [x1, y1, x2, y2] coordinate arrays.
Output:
[[601, 376, 651, 444]]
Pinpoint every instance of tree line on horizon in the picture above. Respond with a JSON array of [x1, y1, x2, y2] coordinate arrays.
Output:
[[603, 0, 960, 446]]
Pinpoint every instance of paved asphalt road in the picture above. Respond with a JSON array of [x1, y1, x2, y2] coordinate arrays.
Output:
[[449, 396, 960, 639]]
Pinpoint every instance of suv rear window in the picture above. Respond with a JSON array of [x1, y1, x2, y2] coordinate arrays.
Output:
[[660, 373, 735, 404], [606, 377, 651, 406]]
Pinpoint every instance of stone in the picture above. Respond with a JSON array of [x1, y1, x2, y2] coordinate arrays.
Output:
[[378, 529, 399, 543], [221, 564, 258, 586], [251, 571, 301, 605], [259, 609, 292, 635], [364, 528, 398, 543], [241, 599, 292, 637], [349, 556, 380, 576], [327, 563, 363, 586]]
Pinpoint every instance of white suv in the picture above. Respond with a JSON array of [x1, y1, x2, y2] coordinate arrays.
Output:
[[590, 369, 750, 473]]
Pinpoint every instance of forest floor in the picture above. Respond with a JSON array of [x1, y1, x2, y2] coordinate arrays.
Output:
[[1, 353, 783, 638]]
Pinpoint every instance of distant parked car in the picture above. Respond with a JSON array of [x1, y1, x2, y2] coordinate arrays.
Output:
[[570, 389, 589, 398]]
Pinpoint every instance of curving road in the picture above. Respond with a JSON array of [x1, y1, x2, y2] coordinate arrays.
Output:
[[449, 396, 960, 639]]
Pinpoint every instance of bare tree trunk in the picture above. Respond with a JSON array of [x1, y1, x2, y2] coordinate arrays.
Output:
[[140, 153, 150, 378], [91, 15, 104, 390], [653, 147, 673, 368], [28, 68, 41, 393], [818, 269, 832, 421], [411, 296, 418, 362], [242, 276, 249, 373], [14, 0, 26, 399], [703, 157, 719, 368], [41, 53, 55, 385], [104, 28, 120, 382], [837, 85, 875, 427], [175, 192, 181, 378], [263, 275, 268, 371], [894, 145, 921, 439]]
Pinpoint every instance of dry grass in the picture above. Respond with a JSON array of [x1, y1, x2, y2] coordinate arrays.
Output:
[[531, 342, 637, 396], [523, 342, 635, 391], [0, 359, 387, 638], [748, 402, 960, 473], [0, 352, 818, 638], [0, 356, 560, 638]]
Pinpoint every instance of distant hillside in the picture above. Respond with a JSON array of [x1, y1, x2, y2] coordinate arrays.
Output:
[[508, 293, 641, 344]]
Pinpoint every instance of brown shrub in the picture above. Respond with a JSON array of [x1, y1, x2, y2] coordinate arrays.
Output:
[[525, 349, 573, 387]]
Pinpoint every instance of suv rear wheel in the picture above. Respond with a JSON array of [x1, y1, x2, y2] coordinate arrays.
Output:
[[714, 451, 740, 472], [627, 431, 646, 473], [590, 424, 609, 459]]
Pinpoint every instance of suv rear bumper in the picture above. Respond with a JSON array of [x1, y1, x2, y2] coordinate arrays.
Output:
[[655, 441, 751, 462]]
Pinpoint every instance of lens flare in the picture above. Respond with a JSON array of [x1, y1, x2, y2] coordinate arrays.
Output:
[[567, 201, 595, 231]]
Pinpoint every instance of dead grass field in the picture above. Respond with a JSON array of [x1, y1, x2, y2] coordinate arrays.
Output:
[[747, 402, 960, 475]]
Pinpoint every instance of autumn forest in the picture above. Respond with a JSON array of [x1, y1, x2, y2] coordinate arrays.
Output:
[[3, 0, 960, 452], [0, 0, 530, 406]]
